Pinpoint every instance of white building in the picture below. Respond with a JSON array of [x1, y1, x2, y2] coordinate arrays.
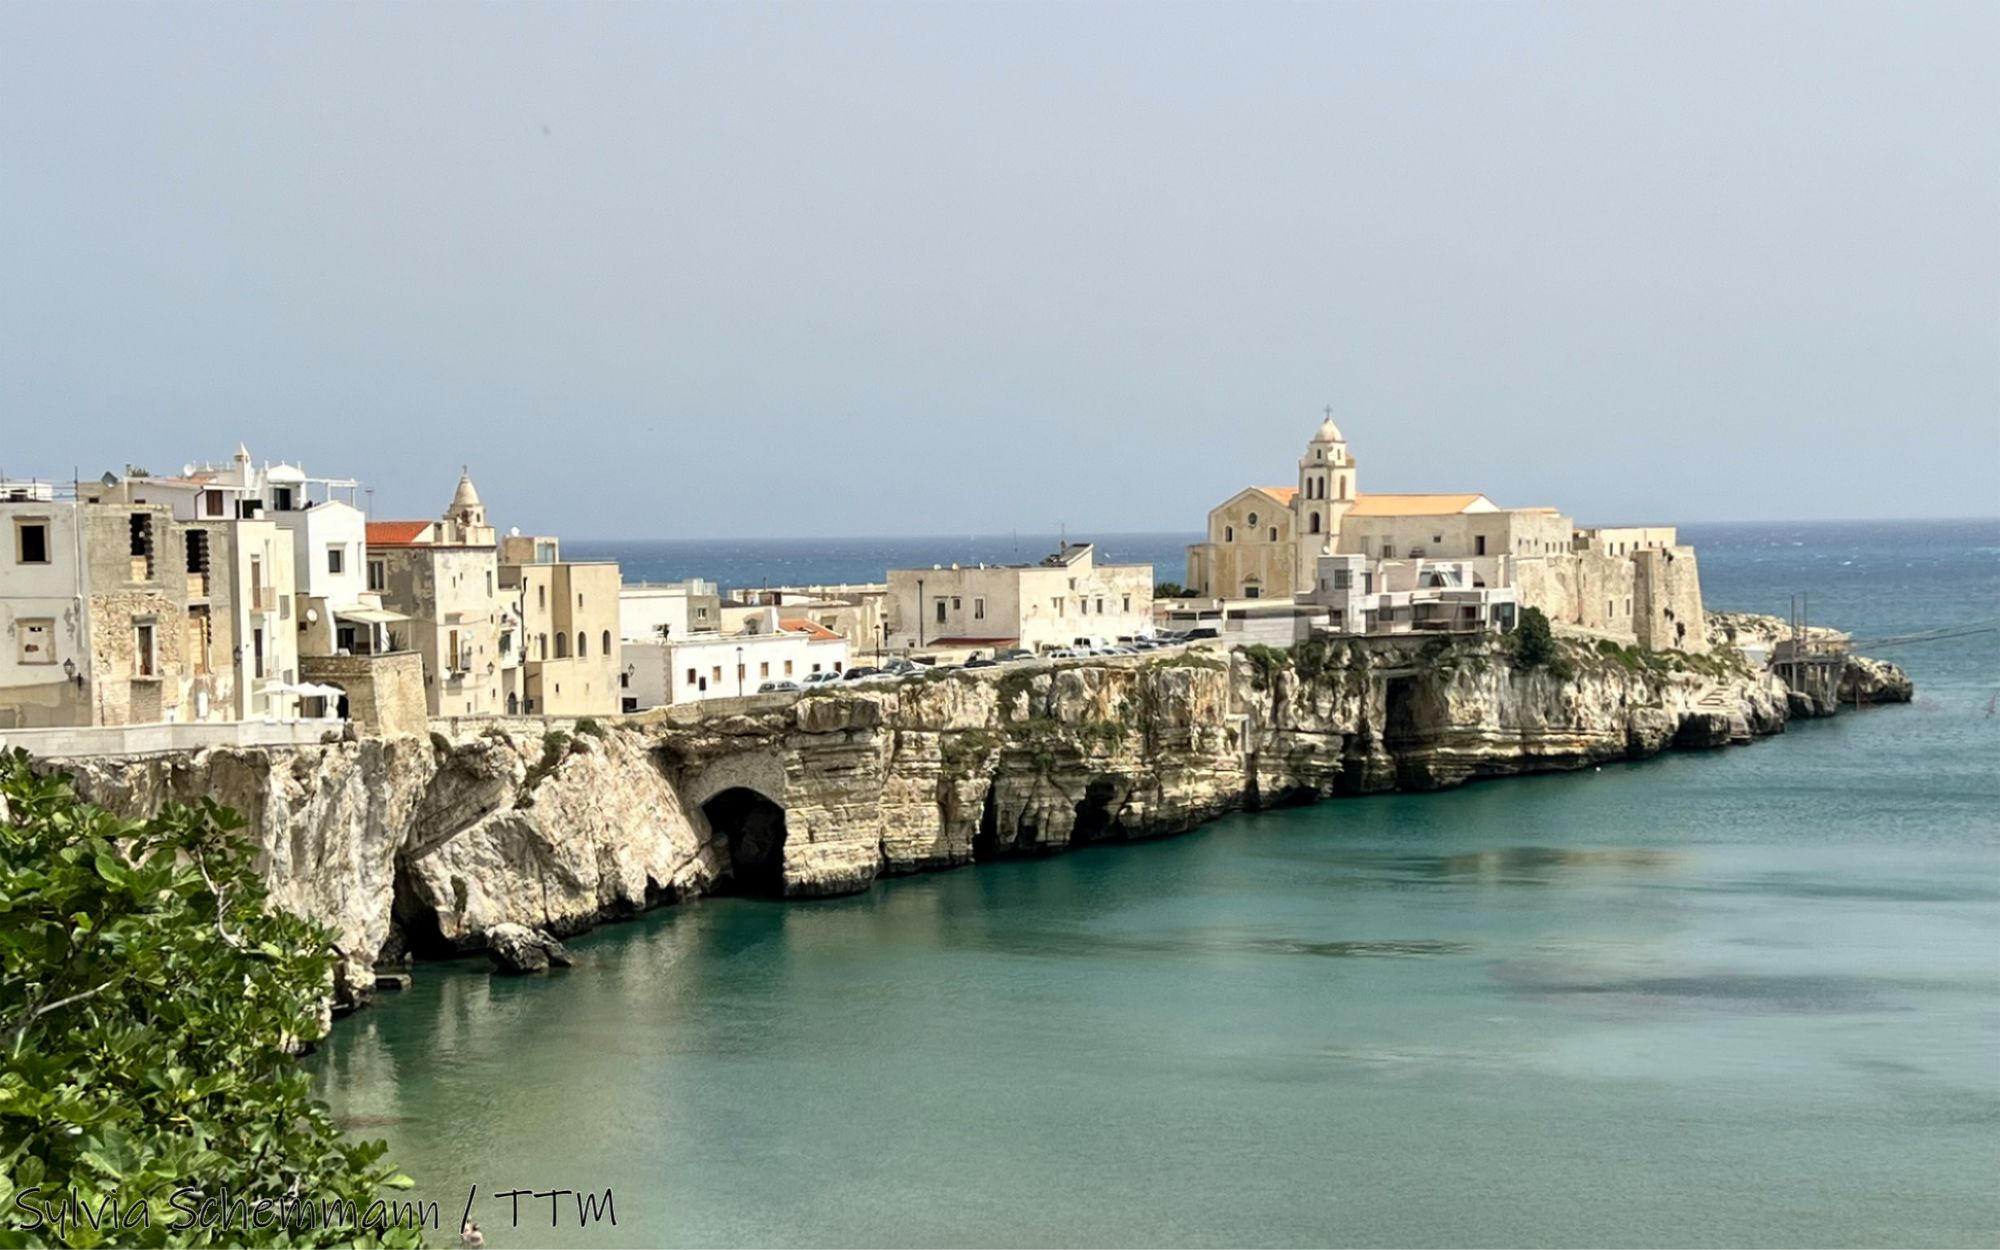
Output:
[[620, 607, 848, 710], [1306, 553, 1519, 636], [618, 580, 722, 643], [886, 543, 1153, 656]]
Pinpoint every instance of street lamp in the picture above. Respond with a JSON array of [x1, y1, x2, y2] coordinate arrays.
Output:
[[735, 645, 744, 696]]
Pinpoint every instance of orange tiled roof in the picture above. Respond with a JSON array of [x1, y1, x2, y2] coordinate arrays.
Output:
[[780, 618, 843, 641], [1257, 486, 1299, 505], [366, 520, 432, 547], [1344, 492, 1489, 517]]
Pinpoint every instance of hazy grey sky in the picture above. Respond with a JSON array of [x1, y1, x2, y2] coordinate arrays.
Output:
[[2, 2, 1993, 538]]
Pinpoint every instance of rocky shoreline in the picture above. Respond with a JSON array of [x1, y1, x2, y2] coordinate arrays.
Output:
[[44, 619, 1909, 1011]]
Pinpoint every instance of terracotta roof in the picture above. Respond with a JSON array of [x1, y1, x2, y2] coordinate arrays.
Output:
[[1257, 486, 1299, 505], [366, 520, 433, 547], [1344, 492, 1490, 517], [779, 618, 843, 642]]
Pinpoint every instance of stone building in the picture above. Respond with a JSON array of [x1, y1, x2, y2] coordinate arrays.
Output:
[[886, 543, 1152, 655], [365, 471, 504, 718], [0, 479, 299, 727], [1187, 414, 1707, 651], [500, 534, 620, 717]]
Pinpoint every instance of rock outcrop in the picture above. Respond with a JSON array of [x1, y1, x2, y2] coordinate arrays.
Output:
[[484, 923, 575, 974], [42, 629, 1899, 1011]]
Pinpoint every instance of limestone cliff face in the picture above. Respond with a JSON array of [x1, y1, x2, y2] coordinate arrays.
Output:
[[46, 633, 1855, 1010]]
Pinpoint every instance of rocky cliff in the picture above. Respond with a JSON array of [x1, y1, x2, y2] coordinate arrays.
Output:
[[44, 629, 1898, 1010]]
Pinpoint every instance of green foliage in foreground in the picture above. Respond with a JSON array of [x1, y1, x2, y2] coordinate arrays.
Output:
[[0, 750, 420, 1248]]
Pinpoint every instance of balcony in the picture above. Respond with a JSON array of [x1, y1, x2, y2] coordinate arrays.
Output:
[[186, 570, 211, 599], [250, 586, 278, 613]]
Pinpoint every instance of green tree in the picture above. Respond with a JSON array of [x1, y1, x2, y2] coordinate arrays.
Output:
[[1509, 606, 1563, 673], [1153, 582, 1191, 599], [0, 750, 420, 1248]]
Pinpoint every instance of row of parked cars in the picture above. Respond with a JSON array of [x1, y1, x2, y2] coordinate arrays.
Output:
[[753, 632, 1218, 694]]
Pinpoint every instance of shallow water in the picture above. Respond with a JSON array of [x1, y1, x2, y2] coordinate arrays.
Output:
[[313, 520, 2000, 1247]]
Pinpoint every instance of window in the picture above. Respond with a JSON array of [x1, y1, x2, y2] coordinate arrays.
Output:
[[367, 559, 386, 592], [951, 596, 961, 610], [1332, 569, 1351, 590], [711, 665, 722, 683], [251, 626, 264, 679], [602, 630, 611, 655], [271, 486, 294, 512], [538, 633, 548, 659], [17, 618, 53, 664], [538, 585, 546, 609], [14, 520, 49, 565], [202, 489, 224, 517], [576, 632, 587, 657], [784, 659, 794, 676], [759, 661, 770, 678], [554, 633, 568, 658], [935, 599, 947, 624], [1268, 527, 1277, 542], [1095, 597, 1104, 614], [1381, 543, 1393, 558], [1475, 536, 1486, 556], [686, 668, 697, 684], [129, 514, 155, 579], [1309, 513, 1322, 534], [328, 545, 344, 575], [974, 598, 985, 620], [1225, 526, 1234, 542], [1432, 534, 1443, 544], [1122, 595, 1130, 612], [184, 529, 209, 574], [1247, 512, 1259, 527]]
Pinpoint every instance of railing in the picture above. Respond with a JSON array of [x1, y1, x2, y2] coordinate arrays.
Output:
[[0, 719, 341, 760]]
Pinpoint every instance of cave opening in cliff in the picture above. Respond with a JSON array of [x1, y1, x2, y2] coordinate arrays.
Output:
[[1383, 676, 1423, 746], [1070, 779, 1126, 847], [973, 786, 1001, 861], [704, 787, 790, 898]]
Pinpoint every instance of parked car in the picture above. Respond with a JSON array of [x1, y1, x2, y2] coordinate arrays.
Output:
[[842, 666, 884, 682], [758, 680, 802, 693], [802, 670, 843, 686], [995, 647, 1035, 663], [1046, 647, 1081, 659], [963, 656, 998, 669], [1183, 627, 1220, 640]]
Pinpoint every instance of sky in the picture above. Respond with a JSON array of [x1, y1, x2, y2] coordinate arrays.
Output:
[[1, 2, 1993, 539]]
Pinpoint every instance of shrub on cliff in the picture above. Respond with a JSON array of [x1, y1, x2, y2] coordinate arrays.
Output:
[[1508, 607, 1574, 679], [0, 750, 421, 1247]]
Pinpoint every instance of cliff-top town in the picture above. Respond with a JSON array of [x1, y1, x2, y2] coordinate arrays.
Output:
[[0, 414, 1707, 750]]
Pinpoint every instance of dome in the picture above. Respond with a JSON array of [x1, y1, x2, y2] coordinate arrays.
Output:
[[450, 467, 482, 511], [1315, 415, 1344, 443]]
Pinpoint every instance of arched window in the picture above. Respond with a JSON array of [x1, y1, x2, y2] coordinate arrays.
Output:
[[506, 692, 519, 715], [576, 631, 587, 658], [1309, 513, 1322, 534], [537, 633, 548, 659], [1225, 525, 1235, 542], [554, 633, 569, 658], [1339, 476, 1349, 501], [602, 630, 612, 656], [1268, 527, 1277, 542]]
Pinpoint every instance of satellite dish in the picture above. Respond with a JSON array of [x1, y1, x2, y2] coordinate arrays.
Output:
[[99, 471, 118, 487], [182, 463, 195, 476], [509, 526, 521, 537], [304, 607, 320, 625]]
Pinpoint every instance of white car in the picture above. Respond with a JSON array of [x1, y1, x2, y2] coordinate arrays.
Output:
[[801, 671, 843, 686]]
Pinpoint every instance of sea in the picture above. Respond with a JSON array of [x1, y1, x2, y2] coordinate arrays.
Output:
[[310, 519, 2000, 1248]]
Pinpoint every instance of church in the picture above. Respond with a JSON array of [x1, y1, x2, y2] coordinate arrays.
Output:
[[1185, 413, 1707, 652]]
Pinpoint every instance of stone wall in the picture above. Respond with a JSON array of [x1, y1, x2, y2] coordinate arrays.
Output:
[[301, 651, 428, 737]]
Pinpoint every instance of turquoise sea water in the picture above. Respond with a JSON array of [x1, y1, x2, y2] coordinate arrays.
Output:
[[312, 520, 1999, 1248]]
